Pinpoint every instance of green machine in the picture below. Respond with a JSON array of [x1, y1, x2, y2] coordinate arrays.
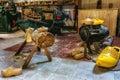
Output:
[[44, 10, 64, 35], [16, 9, 64, 35], [0, 3, 19, 33]]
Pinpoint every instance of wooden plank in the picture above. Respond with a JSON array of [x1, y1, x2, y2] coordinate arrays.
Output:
[[81, 0, 120, 10], [99, 0, 107, 8], [89, 0, 98, 9], [81, 0, 90, 9], [81, 0, 98, 9], [78, 9, 118, 36]]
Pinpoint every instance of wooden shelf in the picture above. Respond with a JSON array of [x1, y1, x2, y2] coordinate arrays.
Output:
[[14, 0, 76, 7]]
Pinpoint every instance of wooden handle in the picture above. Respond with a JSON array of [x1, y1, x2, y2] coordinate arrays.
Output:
[[22, 45, 37, 69], [43, 47, 52, 61]]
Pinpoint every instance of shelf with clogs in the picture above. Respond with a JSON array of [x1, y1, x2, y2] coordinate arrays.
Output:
[[14, 0, 76, 7]]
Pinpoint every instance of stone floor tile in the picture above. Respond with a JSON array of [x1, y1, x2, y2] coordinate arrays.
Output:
[[0, 77, 22, 80], [28, 56, 62, 72], [48, 73, 70, 80], [28, 70, 53, 80], [0, 37, 24, 50], [60, 58, 80, 66], [0, 50, 119, 80], [54, 62, 77, 77], [114, 71, 120, 80], [73, 68, 94, 80], [29, 55, 48, 64], [93, 72, 114, 80], [38, 62, 61, 73], [77, 61, 96, 71], [20, 70, 38, 80]]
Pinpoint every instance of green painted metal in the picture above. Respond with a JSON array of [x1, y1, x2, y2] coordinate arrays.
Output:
[[17, 9, 74, 35], [0, 3, 19, 33]]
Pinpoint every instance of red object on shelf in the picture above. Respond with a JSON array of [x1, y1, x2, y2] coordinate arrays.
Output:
[[56, 14, 61, 20]]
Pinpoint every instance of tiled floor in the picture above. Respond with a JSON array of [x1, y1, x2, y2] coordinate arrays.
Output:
[[0, 31, 120, 80], [0, 30, 25, 50]]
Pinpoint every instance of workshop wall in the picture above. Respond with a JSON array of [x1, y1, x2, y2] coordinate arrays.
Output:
[[78, 9, 118, 36], [81, 0, 120, 10]]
